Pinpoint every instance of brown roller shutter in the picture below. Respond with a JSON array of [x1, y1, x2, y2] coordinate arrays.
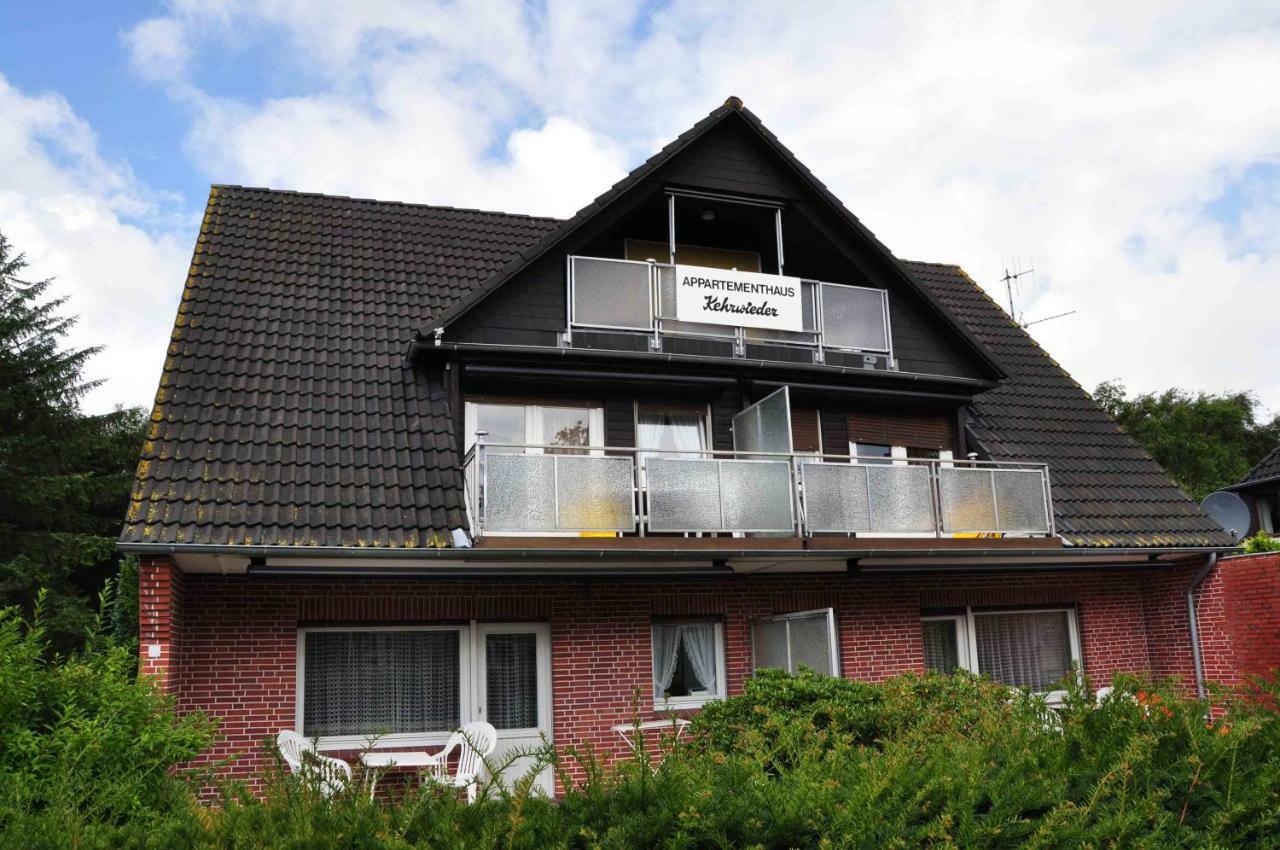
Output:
[[847, 411, 954, 452], [790, 407, 821, 453]]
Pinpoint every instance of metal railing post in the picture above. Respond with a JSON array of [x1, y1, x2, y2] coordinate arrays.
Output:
[[928, 458, 945, 538], [474, 430, 488, 538]]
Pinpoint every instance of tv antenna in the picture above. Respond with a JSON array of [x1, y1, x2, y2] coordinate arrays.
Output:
[[999, 258, 1075, 329]]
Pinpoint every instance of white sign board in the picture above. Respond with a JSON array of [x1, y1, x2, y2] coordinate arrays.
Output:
[[674, 265, 805, 332]]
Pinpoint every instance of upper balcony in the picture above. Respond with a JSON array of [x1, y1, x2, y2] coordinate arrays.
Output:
[[463, 443, 1052, 541], [565, 255, 893, 369]]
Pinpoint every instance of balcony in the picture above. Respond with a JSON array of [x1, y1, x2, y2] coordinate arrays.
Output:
[[565, 256, 893, 366], [462, 444, 1055, 540]]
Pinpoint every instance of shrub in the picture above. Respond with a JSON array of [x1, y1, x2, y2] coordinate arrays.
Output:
[[2, 632, 1279, 849], [1243, 531, 1280, 553], [0, 593, 216, 847]]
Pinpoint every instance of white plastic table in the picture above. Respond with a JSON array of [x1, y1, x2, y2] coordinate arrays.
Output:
[[610, 718, 691, 767], [361, 750, 440, 797]]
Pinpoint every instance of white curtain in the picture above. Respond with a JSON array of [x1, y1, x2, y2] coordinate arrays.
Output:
[[652, 624, 682, 695], [975, 611, 1071, 691], [680, 624, 718, 693], [637, 410, 705, 457]]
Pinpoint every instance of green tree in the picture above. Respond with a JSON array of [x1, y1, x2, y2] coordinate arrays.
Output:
[[1095, 380, 1280, 501], [0, 230, 147, 652]]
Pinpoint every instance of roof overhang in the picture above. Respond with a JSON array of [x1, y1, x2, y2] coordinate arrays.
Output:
[[119, 541, 1232, 578], [1225, 473, 1280, 492]]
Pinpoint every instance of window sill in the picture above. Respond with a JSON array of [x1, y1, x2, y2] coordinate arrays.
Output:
[[654, 695, 720, 712], [314, 732, 453, 753]]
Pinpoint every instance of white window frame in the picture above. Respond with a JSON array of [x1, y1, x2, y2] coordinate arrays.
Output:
[[297, 625, 471, 752], [632, 401, 713, 456], [474, 622, 553, 735], [750, 607, 840, 677], [920, 607, 1082, 703], [850, 441, 953, 465], [464, 402, 605, 454], [651, 620, 727, 710], [920, 613, 970, 674]]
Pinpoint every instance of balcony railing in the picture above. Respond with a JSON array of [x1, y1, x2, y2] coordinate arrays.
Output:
[[463, 443, 1055, 540], [565, 256, 893, 362]]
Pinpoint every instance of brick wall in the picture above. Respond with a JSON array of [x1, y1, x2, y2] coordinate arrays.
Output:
[[138, 556, 184, 690], [1202, 553, 1280, 685], [139, 558, 1229, 794]]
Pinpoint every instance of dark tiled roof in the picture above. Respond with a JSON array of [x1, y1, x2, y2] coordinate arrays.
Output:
[[1233, 445, 1280, 489], [121, 186, 558, 547], [906, 261, 1232, 547], [120, 193, 1232, 549]]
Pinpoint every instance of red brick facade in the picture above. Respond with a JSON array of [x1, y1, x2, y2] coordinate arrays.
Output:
[[1196, 553, 1280, 686], [138, 556, 1273, 794], [139, 556, 184, 689]]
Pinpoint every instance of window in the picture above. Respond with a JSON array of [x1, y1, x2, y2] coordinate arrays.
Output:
[[652, 621, 725, 708], [751, 608, 839, 676], [922, 608, 1081, 697], [636, 404, 709, 458], [852, 443, 955, 465], [851, 442, 892, 464], [300, 628, 464, 744], [298, 624, 552, 752], [483, 630, 539, 730], [465, 401, 603, 454]]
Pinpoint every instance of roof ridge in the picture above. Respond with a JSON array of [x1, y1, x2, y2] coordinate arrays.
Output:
[[901, 259, 962, 270], [210, 184, 563, 223]]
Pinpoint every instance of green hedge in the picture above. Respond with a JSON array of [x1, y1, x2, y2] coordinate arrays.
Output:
[[2, 605, 1279, 849]]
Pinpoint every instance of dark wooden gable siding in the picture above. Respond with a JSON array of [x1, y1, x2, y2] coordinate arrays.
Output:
[[446, 117, 987, 381], [658, 119, 800, 199]]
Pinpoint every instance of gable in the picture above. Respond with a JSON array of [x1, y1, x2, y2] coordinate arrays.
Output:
[[443, 108, 996, 382]]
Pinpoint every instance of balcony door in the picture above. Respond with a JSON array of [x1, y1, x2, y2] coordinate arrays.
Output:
[[475, 623, 553, 797]]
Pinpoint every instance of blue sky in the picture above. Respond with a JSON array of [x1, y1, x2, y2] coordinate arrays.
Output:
[[1, 1, 1278, 417]]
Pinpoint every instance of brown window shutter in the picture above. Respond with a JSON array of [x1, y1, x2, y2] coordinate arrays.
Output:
[[791, 407, 821, 453], [846, 411, 954, 451]]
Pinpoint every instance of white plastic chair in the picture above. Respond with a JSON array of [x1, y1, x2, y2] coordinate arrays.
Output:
[[276, 730, 352, 798], [429, 721, 497, 803]]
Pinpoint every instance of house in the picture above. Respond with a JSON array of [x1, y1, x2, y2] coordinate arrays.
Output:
[[1224, 446, 1280, 537], [120, 97, 1236, 794]]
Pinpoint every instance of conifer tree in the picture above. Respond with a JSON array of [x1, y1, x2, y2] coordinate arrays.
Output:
[[0, 230, 147, 651]]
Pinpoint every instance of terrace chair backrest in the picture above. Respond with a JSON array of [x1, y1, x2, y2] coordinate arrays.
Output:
[[276, 730, 313, 774], [447, 721, 498, 782], [275, 730, 352, 798]]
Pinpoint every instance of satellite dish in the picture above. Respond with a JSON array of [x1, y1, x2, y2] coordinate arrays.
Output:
[[1200, 490, 1251, 543]]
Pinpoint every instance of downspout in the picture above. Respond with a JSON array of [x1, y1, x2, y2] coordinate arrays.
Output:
[[1186, 551, 1220, 701]]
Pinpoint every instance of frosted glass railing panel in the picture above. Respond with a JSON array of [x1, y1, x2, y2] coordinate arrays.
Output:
[[867, 465, 935, 533], [800, 463, 871, 532], [938, 468, 998, 533], [719, 460, 794, 532], [646, 458, 722, 532], [555, 456, 635, 531], [819, 283, 889, 352], [484, 454, 557, 532], [570, 257, 652, 330], [993, 469, 1051, 533]]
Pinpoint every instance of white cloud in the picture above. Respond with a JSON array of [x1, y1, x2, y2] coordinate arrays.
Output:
[[120, 0, 1280, 412], [123, 17, 191, 82], [0, 76, 190, 414]]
